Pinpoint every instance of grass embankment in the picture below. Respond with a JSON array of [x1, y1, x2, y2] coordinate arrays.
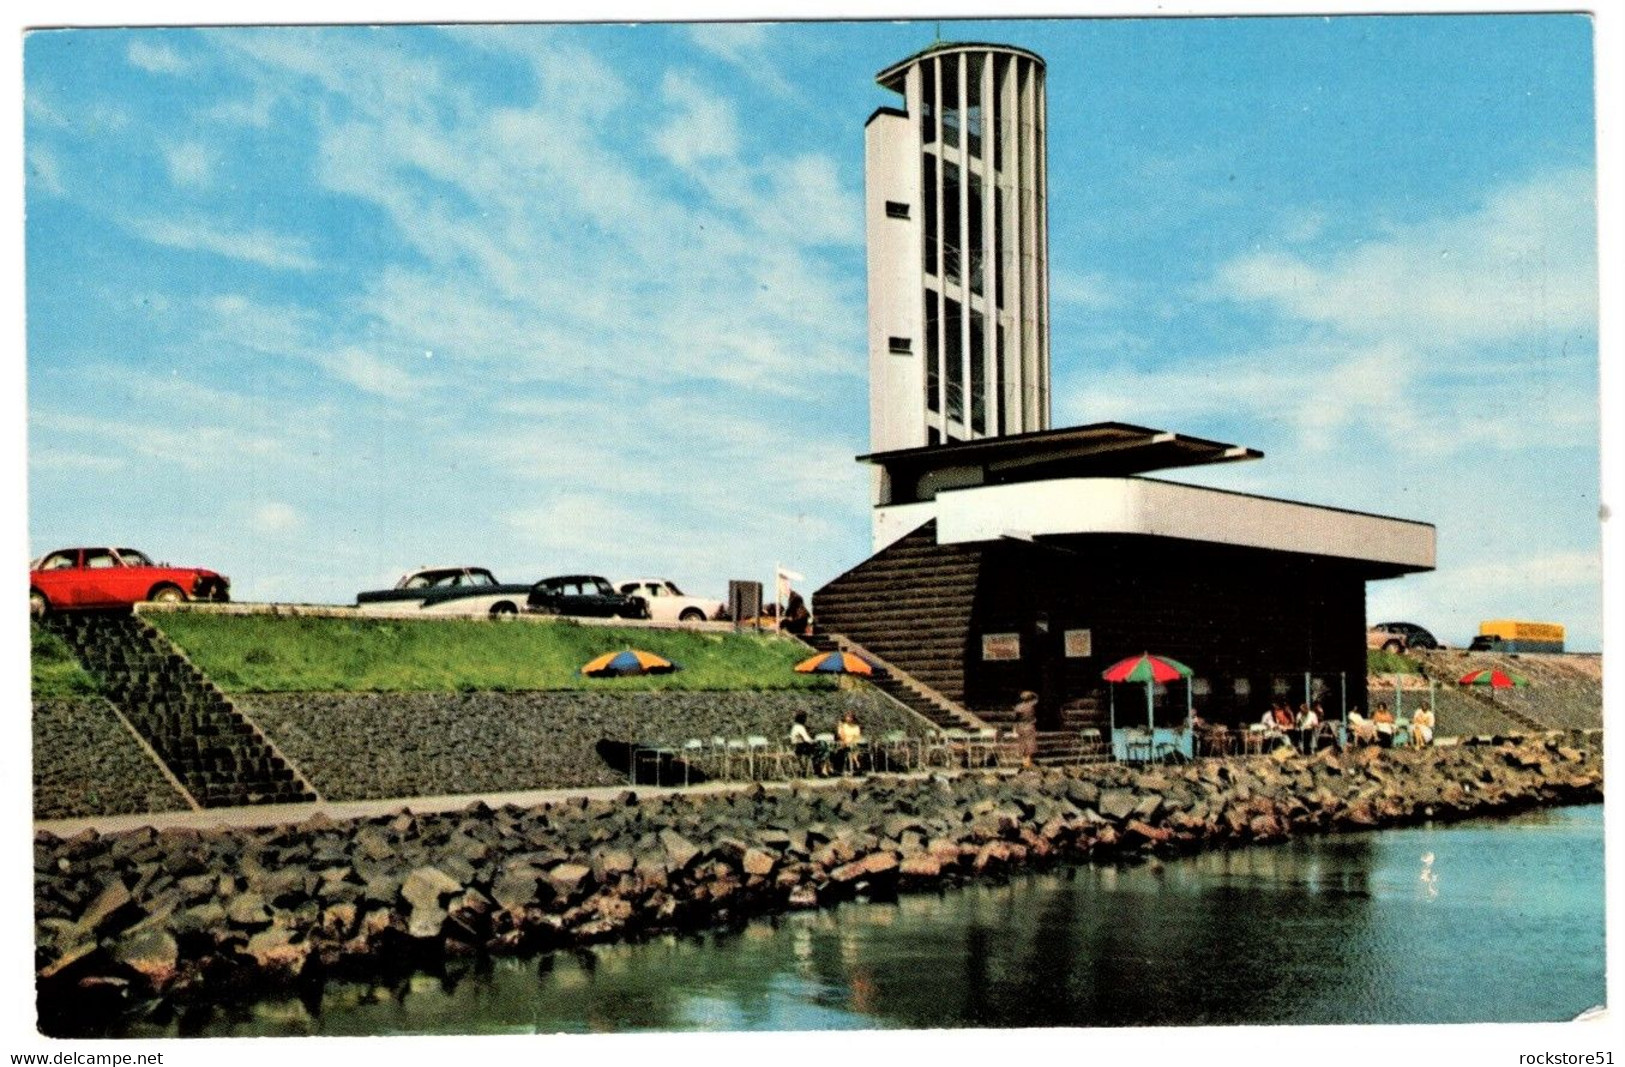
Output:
[[149, 613, 836, 694], [1366, 648, 1421, 675], [29, 626, 99, 699]]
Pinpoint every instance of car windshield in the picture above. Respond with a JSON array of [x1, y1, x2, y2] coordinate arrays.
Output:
[[466, 570, 497, 586], [589, 579, 614, 595], [665, 582, 684, 595], [115, 548, 155, 566]]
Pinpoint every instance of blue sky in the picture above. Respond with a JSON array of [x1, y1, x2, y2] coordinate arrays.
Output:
[[22, 15, 1602, 647]]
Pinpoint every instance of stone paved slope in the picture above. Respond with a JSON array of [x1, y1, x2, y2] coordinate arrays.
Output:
[[32, 698, 190, 820]]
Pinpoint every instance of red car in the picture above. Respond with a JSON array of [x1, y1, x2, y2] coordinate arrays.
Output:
[[29, 547, 230, 616]]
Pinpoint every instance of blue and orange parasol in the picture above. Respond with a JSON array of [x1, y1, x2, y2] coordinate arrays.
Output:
[[580, 649, 681, 677], [793, 650, 875, 676]]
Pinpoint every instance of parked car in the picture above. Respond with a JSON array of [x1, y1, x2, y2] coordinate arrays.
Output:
[[356, 566, 532, 617], [1367, 621, 1439, 653], [528, 575, 650, 619], [1467, 634, 1500, 652], [29, 546, 230, 616], [615, 578, 726, 623]]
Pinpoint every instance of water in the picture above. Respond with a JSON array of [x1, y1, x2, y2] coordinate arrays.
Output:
[[131, 805, 1605, 1035]]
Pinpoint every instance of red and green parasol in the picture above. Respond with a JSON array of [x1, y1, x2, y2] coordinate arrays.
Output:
[[1102, 653, 1196, 746], [1102, 653, 1194, 684], [1457, 668, 1528, 688]]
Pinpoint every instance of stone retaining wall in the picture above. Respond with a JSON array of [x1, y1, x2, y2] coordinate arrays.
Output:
[[32, 699, 190, 820], [34, 730, 1601, 1035], [240, 690, 921, 800]]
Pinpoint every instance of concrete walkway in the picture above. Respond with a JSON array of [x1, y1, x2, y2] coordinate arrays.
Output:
[[32, 771, 942, 839]]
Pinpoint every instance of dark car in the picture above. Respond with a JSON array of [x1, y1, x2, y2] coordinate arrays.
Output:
[[1468, 634, 1500, 652], [1370, 621, 1440, 652], [527, 575, 650, 619], [355, 566, 532, 617]]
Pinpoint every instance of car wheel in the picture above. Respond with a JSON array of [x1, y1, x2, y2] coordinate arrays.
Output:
[[29, 589, 48, 619], [149, 584, 186, 605], [679, 608, 706, 623], [1382, 639, 1404, 654], [490, 602, 518, 617]]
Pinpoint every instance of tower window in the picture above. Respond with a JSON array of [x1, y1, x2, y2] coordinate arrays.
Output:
[[888, 336, 912, 354], [885, 200, 910, 219]]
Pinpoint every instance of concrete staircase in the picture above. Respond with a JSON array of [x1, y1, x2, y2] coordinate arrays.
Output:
[[813, 522, 983, 707], [42, 612, 318, 808], [801, 632, 987, 733]]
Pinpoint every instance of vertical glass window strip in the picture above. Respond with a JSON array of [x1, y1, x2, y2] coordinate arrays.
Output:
[[966, 53, 984, 157], [992, 54, 1007, 172], [943, 161, 961, 281], [970, 309, 986, 434], [922, 60, 936, 145], [922, 158, 938, 276], [925, 292, 940, 414], [996, 323, 1007, 435], [945, 297, 964, 423], [994, 185, 1005, 309], [942, 59, 960, 149], [968, 170, 984, 296]]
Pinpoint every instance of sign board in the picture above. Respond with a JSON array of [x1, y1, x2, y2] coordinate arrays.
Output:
[[981, 633, 1021, 661], [1063, 628, 1092, 658]]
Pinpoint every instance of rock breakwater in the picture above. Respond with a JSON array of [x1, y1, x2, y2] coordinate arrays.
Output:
[[35, 731, 1601, 1036]]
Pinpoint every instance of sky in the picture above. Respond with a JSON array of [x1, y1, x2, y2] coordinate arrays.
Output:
[[21, 13, 1603, 648]]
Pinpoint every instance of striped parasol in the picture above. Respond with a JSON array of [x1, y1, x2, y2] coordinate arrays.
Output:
[[793, 650, 875, 676], [580, 649, 681, 677], [1101, 653, 1194, 684], [1102, 653, 1196, 746], [1458, 668, 1529, 689]]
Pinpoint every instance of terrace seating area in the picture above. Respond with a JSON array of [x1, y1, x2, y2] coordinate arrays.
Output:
[[626, 726, 1032, 786]]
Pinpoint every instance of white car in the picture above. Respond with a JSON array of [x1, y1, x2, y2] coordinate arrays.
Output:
[[615, 579, 726, 623], [356, 566, 532, 617]]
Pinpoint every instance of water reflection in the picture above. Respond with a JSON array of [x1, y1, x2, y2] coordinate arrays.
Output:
[[133, 805, 1603, 1036]]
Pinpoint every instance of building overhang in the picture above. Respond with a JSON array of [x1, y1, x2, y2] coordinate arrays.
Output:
[[873, 476, 1436, 578], [859, 421, 1264, 505], [876, 41, 1047, 93]]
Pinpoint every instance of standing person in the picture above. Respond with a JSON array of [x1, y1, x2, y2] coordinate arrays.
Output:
[[1013, 691, 1040, 764], [781, 590, 810, 636]]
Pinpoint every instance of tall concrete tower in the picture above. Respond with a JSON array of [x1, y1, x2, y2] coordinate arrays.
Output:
[[865, 42, 1050, 456]]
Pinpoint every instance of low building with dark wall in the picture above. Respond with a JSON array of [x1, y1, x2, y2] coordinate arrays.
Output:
[[818, 42, 1436, 743], [815, 422, 1435, 730]]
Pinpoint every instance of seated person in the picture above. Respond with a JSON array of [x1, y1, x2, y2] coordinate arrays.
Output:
[[835, 709, 864, 774], [1272, 702, 1295, 731], [1348, 709, 1378, 745], [1410, 706, 1435, 747], [789, 710, 829, 775], [1372, 702, 1397, 747], [1295, 703, 1320, 752]]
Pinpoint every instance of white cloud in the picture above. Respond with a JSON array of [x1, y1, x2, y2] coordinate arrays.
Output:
[[324, 346, 423, 403], [125, 216, 319, 272], [27, 144, 64, 196], [127, 39, 189, 75], [1212, 168, 1597, 345], [654, 71, 741, 168], [685, 23, 795, 97], [1050, 269, 1123, 310], [253, 502, 303, 534], [30, 410, 287, 472], [163, 140, 215, 188]]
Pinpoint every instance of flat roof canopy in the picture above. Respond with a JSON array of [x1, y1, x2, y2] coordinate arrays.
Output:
[[860, 422, 1263, 503]]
